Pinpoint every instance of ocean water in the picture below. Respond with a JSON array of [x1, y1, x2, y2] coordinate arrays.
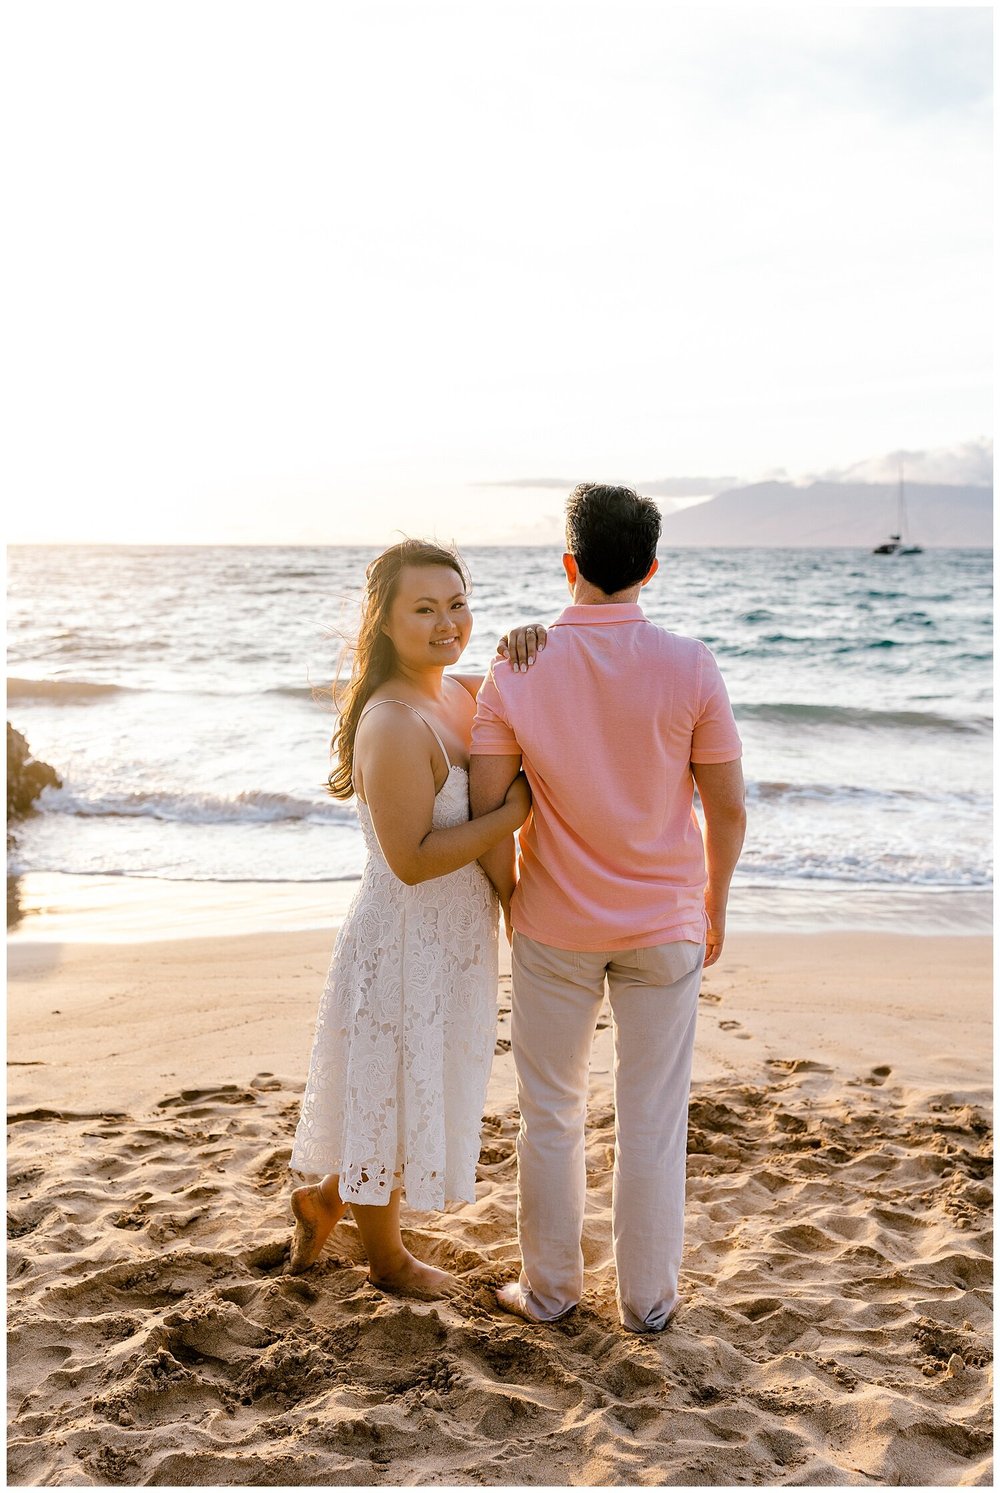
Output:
[[7, 545, 993, 924]]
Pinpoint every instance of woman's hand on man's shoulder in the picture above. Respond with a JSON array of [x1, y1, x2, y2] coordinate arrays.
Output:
[[496, 623, 548, 673]]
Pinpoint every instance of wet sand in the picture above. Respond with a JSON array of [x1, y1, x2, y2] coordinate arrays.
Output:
[[7, 927, 993, 1486]]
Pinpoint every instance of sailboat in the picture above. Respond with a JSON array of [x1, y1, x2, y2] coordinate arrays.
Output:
[[873, 459, 923, 554]]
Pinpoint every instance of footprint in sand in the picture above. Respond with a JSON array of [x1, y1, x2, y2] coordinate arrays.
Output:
[[250, 1072, 282, 1092], [847, 1064, 893, 1089], [719, 1020, 751, 1040], [765, 1058, 833, 1075]]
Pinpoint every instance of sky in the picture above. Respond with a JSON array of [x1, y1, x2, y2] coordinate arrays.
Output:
[[4, 2, 992, 545]]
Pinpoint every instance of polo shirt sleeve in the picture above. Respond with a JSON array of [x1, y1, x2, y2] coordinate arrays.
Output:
[[470, 664, 521, 755], [691, 643, 742, 763]]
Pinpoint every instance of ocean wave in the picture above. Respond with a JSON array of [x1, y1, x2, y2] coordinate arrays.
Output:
[[8, 676, 337, 705], [738, 854, 992, 890], [832, 638, 990, 654], [265, 684, 337, 700], [758, 633, 818, 645], [41, 786, 358, 827], [4, 864, 363, 885], [734, 701, 992, 735], [745, 779, 986, 808], [7, 677, 131, 702]]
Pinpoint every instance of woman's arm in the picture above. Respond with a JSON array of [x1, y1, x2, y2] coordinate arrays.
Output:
[[469, 753, 523, 934], [358, 709, 530, 886]]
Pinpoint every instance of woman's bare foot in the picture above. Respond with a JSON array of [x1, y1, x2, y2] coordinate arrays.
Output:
[[288, 1184, 348, 1273], [369, 1251, 458, 1300]]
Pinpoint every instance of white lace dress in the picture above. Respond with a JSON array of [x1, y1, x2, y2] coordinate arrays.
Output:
[[290, 703, 500, 1212]]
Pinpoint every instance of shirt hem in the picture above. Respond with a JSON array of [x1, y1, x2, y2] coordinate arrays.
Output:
[[512, 919, 707, 952]]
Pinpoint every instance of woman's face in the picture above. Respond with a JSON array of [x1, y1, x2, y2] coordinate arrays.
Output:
[[382, 564, 472, 671]]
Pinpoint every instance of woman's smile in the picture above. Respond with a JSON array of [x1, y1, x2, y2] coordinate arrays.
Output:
[[378, 565, 473, 671]]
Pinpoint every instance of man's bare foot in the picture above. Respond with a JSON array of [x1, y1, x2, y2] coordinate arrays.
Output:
[[288, 1184, 348, 1273], [496, 1280, 572, 1322], [369, 1251, 458, 1300]]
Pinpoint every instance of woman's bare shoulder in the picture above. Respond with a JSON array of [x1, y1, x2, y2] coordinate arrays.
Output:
[[448, 672, 484, 700], [356, 696, 424, 745], [354, 700, 436, 802]]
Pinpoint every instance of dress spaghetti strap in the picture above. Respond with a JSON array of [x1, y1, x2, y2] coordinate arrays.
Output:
[[359, 698, 452, 771]]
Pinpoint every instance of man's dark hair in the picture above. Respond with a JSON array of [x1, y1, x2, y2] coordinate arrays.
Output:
[[565, 483, 662, 596]]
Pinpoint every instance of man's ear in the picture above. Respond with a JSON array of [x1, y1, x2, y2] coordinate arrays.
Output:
[[641, 557, 659, 586], [562, 553, 578, 588]]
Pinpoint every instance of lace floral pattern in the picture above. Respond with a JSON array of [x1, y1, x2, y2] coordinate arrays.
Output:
[[290, 767, 499, 1212]]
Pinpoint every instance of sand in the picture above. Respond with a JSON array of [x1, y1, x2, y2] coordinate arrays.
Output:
[[7, 927, 993, 1487]]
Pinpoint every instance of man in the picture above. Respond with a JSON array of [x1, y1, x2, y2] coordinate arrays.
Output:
[[470, 483, 746, 1333]]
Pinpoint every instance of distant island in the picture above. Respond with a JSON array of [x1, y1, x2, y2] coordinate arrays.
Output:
[[658, 480, 992, 548]]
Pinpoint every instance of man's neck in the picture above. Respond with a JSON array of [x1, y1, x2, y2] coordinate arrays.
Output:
[[570, 581, 643, 606]]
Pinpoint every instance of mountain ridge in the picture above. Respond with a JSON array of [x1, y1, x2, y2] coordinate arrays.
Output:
[[658, 479, 992, 548]]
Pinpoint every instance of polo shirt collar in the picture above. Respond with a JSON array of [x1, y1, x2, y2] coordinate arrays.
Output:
[[552, 603, 646, 626]]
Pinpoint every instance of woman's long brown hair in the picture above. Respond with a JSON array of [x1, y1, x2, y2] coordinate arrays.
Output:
[[328, 539, 469, 799]]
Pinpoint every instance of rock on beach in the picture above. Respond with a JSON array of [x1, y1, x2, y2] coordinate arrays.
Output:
[[7, 722, 61, 821]]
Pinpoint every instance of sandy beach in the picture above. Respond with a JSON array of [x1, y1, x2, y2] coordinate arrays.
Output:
[[7, 922, 993, 1487]]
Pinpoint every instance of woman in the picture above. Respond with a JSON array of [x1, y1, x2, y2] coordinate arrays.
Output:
[[288, 539, 540, 1298]]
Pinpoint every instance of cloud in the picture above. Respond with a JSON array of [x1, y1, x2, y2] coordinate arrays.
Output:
[[641, 477, 740, 498], [840, 8, 992, 120], [809, 438, 993, 487], [691, 8, 992, 125], [476, 476, 738, 497], [474, 478, 575, 490]]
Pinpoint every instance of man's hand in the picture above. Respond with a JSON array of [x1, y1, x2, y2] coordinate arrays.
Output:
[[704, 910, 726, 967], [497, 624, 547, 673]]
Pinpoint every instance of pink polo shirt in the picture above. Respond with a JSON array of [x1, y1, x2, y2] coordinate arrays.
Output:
[[470, 603, 742, 951]]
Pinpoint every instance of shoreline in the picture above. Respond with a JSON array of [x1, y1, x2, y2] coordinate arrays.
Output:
[[7, 925, 997, 1122], [8, 924, 991, 1117], [7, 869, 993, 944]]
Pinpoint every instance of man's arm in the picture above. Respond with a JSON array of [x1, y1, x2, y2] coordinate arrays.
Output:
[[691, 758, 746, 968], [470, 753, 523, 937]]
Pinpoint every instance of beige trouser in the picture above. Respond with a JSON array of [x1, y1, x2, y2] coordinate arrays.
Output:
[[510, 932, 704, 1333]]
